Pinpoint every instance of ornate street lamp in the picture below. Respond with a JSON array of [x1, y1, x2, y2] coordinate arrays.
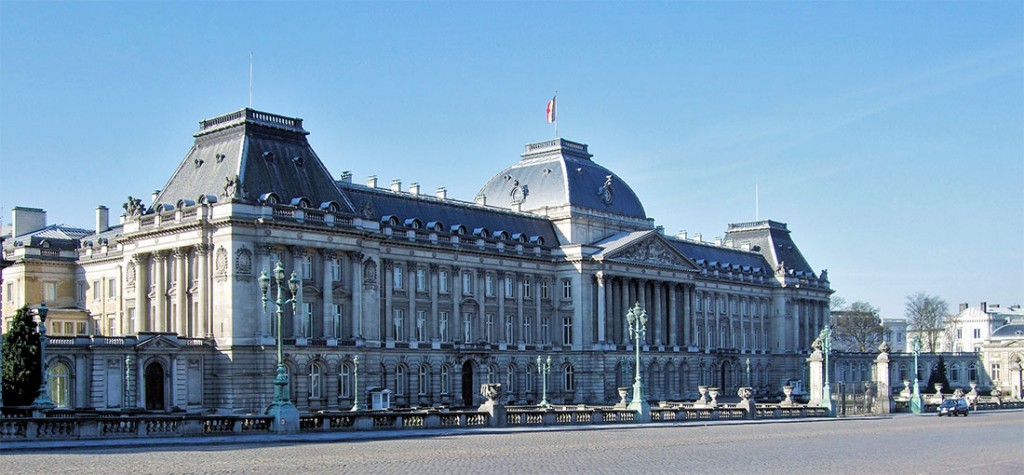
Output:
[[350, 355, 362, 411], [537, 355, 552, 408], [745, 357, 751, 388], [258, 261, 301, 432], [32, 302, 53, 408], [819, 325, 834, 416], [626, 302, 650, 420], [910, 335, 923, 414]]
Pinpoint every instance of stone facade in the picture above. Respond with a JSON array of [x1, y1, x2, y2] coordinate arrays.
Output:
[[2, 108, 835, 414]]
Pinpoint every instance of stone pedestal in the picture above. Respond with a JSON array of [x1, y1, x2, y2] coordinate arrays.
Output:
[[874, 347, 893, 414], [478, 383, 506, 427], [267, 402, 300, 434], [780, 385, 795, 406], [614, 387, 630, 409], [807, 350, 824, 407], [694, 385, 708, 407], [707, 387, 719, 408], [735, 387, 755, 419]]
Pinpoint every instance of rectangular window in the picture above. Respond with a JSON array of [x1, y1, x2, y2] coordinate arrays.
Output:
[[440, 366, 451, 394], [542, 317, 550, 344], [523, 278, 532, 299], [540, 281, 549, 300], [396, 366, 406, 395], [394, 309, 405, 341], [695, 295, 702, 311], [991, 364, 1000, 382], [562, 316, 573, 345], [333, 304, 343, 338], [485, 274, 495, 297], [462, 312, 474, 341], [973, 328, 981, 339], [302, 303, 314, 337], [485, 313, 494, 342], [416, 310, 427, 341], [505, 315, 514, 342], [107, 278, 117, 299], [6, 282, 13, 303], [506, 366, 516, 394], [339, 364, 352, 398], [127, 308, 136, 335], [43, 282, 57, 303], [418, 366, 428, 395], [393, 265, 404, 290], [462, 272, 473, 295], [439, 270, 449, 294], [330, 259, 342, 282], [504, 275, 515, 298], [956, 329, 962, 339], [76, 282, 85, 303], [64, 322, 75, 335], [76, 322, 86, 335], [107, 315, 117, 336], [92, 280, 101, 302], [439, 311, 450, 341], [301, 254, 313, 280], [525, 366, 535, 393], [416, 268, 427, 292], [562, 279, 572, 300], [523, 316, 532, 344]]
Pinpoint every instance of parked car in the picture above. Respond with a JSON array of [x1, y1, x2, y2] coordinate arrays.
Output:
[[937, 398, 970, 417]]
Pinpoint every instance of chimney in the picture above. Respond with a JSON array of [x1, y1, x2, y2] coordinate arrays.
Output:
[[959, 303, 968, 312], [476, 194, 487, 206], [390, 179, 402, 192], [11, 207, 46, 238], [655, 225, 664, 235], [367, 175, 378, 188], [981, 302, 988, 313], [339, 171, 352, 184], [676, 230, 688, 240], [151, 190, 160, 206], [714, 236, 723, 246], [436, 187, 448, 199], [694, 232, 702, 242], [96, 206, 109, 234], [409, 182, 420, 196]]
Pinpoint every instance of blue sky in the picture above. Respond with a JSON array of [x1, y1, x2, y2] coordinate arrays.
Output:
[[1, 1, 1021, 319]]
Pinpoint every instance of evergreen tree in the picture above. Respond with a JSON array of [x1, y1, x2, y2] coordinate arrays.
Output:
[[925, 355, 950, 395], [2, 306, 41, 406]]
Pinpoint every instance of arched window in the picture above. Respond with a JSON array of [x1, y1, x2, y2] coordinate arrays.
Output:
[[49, 361, 72, 409], [506, 364, 516, 395], [440, 365, 451, 395], [563, 364, 575, 392], [950, 363, 961, 383], [418, 365, 429, 396], [487, 364, 497, 384], [525, 364, 535, 393], [309, 362, 323, 399], [968, 363, 978, 382], [396, 365, 407, 396], [898, 364, 907, 382], [339, 362, 352, 398]]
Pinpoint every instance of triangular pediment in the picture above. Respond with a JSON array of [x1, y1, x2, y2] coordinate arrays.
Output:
[[136, 333, 183, 350], [599, 231, 700, 271]]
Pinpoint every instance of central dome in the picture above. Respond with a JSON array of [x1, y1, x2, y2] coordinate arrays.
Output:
[[477, 139, 646, 220]]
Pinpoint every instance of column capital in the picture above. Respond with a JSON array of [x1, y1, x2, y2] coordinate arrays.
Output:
[[595, 271, 606, 284]]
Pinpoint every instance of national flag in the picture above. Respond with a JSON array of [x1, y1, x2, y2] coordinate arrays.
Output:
[[546, 96, 556, 123]]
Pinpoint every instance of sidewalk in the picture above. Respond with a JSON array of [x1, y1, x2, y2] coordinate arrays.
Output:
[[1, 415, 890, 453]]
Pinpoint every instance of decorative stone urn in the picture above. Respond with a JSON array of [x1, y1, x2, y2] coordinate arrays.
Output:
[[968, 381, 978, 396], [781, 385, 795, 406], [616, 387, 630, 408], [480, 383, 503, 403], [708, 387, 719, 407], [737, 387, 752, 401], [900, 380, 912, 399], [696, 385, 708, 406], [935, 383, 944, 396]]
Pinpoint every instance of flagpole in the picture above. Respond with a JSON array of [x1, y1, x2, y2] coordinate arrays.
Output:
[[554, 91, 558, 138], [249, 52, 253, 108]]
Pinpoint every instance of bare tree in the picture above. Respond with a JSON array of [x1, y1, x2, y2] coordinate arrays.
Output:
[[830, 301, 883, 352], [941, 311, 962, 352], [904, 292, 949, 352]]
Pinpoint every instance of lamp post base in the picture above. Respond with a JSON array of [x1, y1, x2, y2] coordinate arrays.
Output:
[[266, 401, 300, 434], [627, 381, 651, 422], [821, 383, 834, 416]]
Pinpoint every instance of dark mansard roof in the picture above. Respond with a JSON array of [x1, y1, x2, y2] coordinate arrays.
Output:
[[340, 183, 561, 246], [724, 220, 818, 277], [152, 109, 354, 214], [476, 139, 647, 220]]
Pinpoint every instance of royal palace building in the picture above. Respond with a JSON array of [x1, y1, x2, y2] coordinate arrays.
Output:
[[1, 108, 835, 414]]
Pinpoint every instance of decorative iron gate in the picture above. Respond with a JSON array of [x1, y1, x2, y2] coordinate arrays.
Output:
[[832, 381, 881, 416]]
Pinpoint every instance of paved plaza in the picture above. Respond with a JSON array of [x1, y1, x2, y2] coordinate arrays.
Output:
[[3, 411, 1022, 474]]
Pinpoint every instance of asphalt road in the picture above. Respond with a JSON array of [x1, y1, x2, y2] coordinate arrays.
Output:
[[3, 411, 1022, 474]]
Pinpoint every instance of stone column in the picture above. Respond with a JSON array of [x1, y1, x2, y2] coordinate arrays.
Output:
[[153, 251, 167, 332], [429, 264, 439, 342], [134, 253, 151, 332], [653, 282, 663, 346], [620, 278, 630, 345], [683, 285, 692, 347], [383, 260, 394, 341], [174, 248, 188, 336], [596, 272, 606, 344], [667, 283, 678, 347], [323, 251, 334, 338], [407, 260, 416, 342], [196, 245, 209, 338], [452, 266, 461, 340]]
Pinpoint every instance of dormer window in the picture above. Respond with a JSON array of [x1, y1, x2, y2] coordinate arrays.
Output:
[[292, 156, 304, 167], [262, 151, 275, 162], [404, 218, 422, 229], [290, 197, 312, 208], [259, 193, 280, 205]]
